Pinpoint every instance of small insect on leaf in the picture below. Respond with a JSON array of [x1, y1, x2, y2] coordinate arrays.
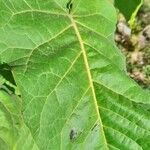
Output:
[[69, 129, 77, 140], [91, 123, 98, 131], [66, 0, 73, 14]]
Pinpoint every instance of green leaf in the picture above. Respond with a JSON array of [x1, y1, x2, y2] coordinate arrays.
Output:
[[114, 0, 143, 26], [0, 90, 22, 150], [0, 0, 150, 149], [114, 0, 143, 20]]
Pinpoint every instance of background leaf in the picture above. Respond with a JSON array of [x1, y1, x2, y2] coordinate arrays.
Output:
[[114, 0, 143, 26]]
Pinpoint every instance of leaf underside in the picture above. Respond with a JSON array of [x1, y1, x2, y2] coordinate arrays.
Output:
[[0, 0, 150, 150]]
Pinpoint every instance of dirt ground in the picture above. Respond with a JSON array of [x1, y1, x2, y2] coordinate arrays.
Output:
[[115, 1, 150, 90]]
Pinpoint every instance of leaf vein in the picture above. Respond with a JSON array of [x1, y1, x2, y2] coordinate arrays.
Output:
[[23, 25, 72, 74]]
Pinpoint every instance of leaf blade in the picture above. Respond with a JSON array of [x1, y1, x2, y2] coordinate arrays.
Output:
[[0, 0, 150, 149]]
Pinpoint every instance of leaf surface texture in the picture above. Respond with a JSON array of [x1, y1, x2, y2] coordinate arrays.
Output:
[[0, 0, 150, 149]]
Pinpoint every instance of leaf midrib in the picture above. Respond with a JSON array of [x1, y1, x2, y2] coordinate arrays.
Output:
[[69, 14, 109, 149]]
